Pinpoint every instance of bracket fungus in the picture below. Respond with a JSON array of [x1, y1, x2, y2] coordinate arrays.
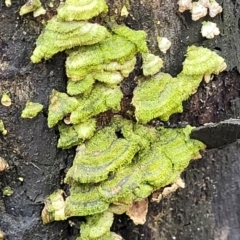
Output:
[[27, 0, 226, 239], [21, 101, 43, 119], [30, 17, 110, 63], [56, 0, 108, 21], [132, 46, 226, 123]]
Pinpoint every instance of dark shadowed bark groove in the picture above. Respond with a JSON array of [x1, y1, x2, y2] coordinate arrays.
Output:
[[0, 0, 240, 240]]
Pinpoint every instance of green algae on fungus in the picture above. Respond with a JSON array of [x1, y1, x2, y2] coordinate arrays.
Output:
[[21, 101, 43, 119], [30, 16, 110, 63], [69, 83, 123, 124], [41, 190, 66, 223], [66, 35, 137, 81], [57, 118, 96, 149], [57, 0, 108, 22], [47, 89, 79, 128], [0, 120, 7, 135], [132, 46, 227, 123]]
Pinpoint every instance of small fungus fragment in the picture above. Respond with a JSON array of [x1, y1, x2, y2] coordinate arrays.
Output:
[[1, 93, 11, 107], [121, 5, 129, 17], [21, 101, 43, 119], [48, 89, 79, 128], [5, 0, 11, 7], [201, 21, 220, 39], [157, 36, 171, 54], [142, 53, 163, 76], [42, 189, 66, 223], [0, 157, 9, 172], [57, 0, 108, 21], [2, 186, 13, 196], [0, 230, 5, 240], [19, 0, 45, 17], [0, 120, 7, 135]]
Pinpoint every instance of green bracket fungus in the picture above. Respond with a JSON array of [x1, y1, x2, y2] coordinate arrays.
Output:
[[57, 118, 96, 149], [43, 120, 205, 221], [132, 46, 227, 123], [0, 120, 7, 135], [56, 0, 108, 22], [64, 126, 140, 184], [64, 185, 109, 217], [69, 83, 123, 124], [109, 23, 148, 53], [21, 101, 43, 119], [26, 0, 226, 239], [67, 76, 95, 96], [30, 17, 110, 63], [47, 89, 79, 128], [181, 45, 227, 82], [65, 35, 137, 81]]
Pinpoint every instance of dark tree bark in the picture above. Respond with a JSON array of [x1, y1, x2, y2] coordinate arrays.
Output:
[[0, 0, 240, 240]]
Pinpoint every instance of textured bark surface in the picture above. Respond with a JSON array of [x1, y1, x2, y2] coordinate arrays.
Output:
[[0, 0, 240, 240]]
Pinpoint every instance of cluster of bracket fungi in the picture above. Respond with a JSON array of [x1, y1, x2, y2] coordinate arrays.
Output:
[[14, 0, 227, 239]]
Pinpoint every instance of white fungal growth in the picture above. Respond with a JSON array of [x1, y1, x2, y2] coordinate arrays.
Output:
[[177, 0, 192, 12], [191, 2, 208, 21], [198, 0, 210, 8], [209, 0, 222, 17], [157, 37, 171, 54], [178, 0, 222, 20], [201, 21, 220, 39]]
